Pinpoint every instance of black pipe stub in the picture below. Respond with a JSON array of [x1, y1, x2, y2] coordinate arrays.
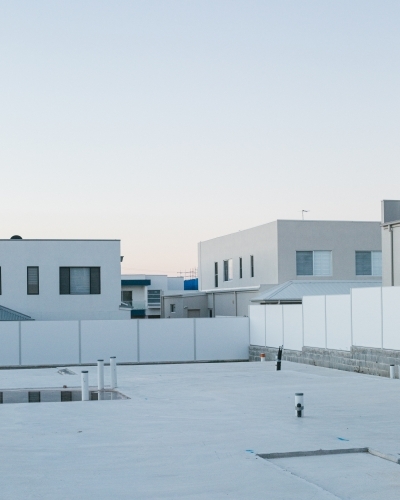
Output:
[[276, 345, 283, 371]]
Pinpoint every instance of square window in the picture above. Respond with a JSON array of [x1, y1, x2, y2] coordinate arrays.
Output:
[[296, 251, 332, 276], [356, 251, 382, 276]]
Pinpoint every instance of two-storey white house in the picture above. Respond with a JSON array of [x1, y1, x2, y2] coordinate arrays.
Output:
[[163, 219, 382, 318], [0, 237, 129, 320]]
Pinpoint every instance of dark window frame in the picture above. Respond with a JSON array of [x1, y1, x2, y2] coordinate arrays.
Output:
[[59, 267, 101, 295], [239, 257, 242, 279], [250, 255, 254, 277], [27, 266, 39, 295], [214, 262, 218, 288]]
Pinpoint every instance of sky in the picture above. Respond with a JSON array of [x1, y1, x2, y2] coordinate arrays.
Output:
[[1, 1, 399, 275]]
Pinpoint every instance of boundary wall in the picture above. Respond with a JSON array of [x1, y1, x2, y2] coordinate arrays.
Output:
[[249, 286, 400, 376], [0, 317, 249, 367]]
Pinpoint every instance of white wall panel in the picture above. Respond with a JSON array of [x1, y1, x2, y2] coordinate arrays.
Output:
[[303, 296, 326, 348], [249, 305, 265, 346], [0, 322, 20, 365], [351, 287, 382, 348], [382, 287, 400, 350], [283, 305, 303, 351], [139, 319, 195, 362], [326, 295, 351, 351], [21, 321, 79, 365], [81, 320, 138, 363], [195, 317, 249, 361], [265, 305, 283, 348]]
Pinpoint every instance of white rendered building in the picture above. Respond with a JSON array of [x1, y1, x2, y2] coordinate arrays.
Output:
[[163, 220, 382, 319], [0, 237, 129, 320]]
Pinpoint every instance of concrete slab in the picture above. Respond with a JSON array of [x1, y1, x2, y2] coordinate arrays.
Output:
[[0, 361, 400, 499]]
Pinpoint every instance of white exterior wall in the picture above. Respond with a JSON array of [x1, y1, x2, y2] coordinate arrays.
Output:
[[277, 220, 381, 283], [198, 222, 278, 290], [0, 239, 127, 320]]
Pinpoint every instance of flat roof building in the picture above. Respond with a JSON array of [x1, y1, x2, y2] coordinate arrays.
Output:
[[0, 238, 128, 320]]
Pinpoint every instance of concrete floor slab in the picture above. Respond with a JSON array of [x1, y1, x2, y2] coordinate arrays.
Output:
[[0, 361, 399, 499]]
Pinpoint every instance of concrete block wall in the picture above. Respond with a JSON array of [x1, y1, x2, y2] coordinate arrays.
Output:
[[249, 345, 400, 378]]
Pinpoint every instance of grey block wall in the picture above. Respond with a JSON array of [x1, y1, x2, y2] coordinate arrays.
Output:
[[249, 345, 400, 378]]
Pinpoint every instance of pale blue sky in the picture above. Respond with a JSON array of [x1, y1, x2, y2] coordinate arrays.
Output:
[[1, 1, 399, 274]]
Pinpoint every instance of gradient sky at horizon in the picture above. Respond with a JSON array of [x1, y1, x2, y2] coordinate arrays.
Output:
[[1, 1, 399, 275]]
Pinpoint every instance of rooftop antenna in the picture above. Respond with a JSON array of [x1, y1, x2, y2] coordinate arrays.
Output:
[[302, 210, 309, 220]]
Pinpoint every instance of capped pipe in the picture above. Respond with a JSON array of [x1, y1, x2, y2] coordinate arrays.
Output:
[[110, 356, 117, 389], [260, 353, 265, 362], [295, 393, 304, 417], [390, 365, 395, 379], [81, 371, 89, 401], [97, 359, 104, 390]]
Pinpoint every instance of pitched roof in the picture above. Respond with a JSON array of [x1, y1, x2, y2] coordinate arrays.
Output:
[[0, 305, 32, 321], [251, 280, 382, 303]]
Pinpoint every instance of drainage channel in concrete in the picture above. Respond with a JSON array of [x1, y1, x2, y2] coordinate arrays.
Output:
[[259, 449, 400, 500]]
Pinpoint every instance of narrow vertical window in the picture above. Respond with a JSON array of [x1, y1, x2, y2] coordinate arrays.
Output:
[[27, 267, 39, 295], [90, 267, 101, 294], [0, 267, 2, 295], [223, 259, 233, 281], [60, 267, 70, 294], [214, 262, 218, 288], [239, 257, 242, 279], [250, 255, 254, 277]]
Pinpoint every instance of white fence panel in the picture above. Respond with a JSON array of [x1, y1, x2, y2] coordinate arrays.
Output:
[[195, 317, 249, 361], [303, 296, 326, 348], [249, 305, 265, 346], [81, 320, 138, 363], [21, 321, 79, 365], [326, 295, 351, 351], [0, 322, 19, 365], [283, 305, 303, 351], [265, 305, 284, 348], [352, 288, 382, 348], [382, 287, 400, 350], [140, 319, 195, 362]]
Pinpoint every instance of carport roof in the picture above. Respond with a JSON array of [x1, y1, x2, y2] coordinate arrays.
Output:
[[251, 280, 382, 304]]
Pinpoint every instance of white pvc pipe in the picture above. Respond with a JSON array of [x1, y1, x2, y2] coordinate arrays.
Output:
[[81, 371, 89, 401], [97, 359, 104, 390], [295, 393, 304, 417], [390, 365, 395, 379], [110, 356, 117, 389]]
